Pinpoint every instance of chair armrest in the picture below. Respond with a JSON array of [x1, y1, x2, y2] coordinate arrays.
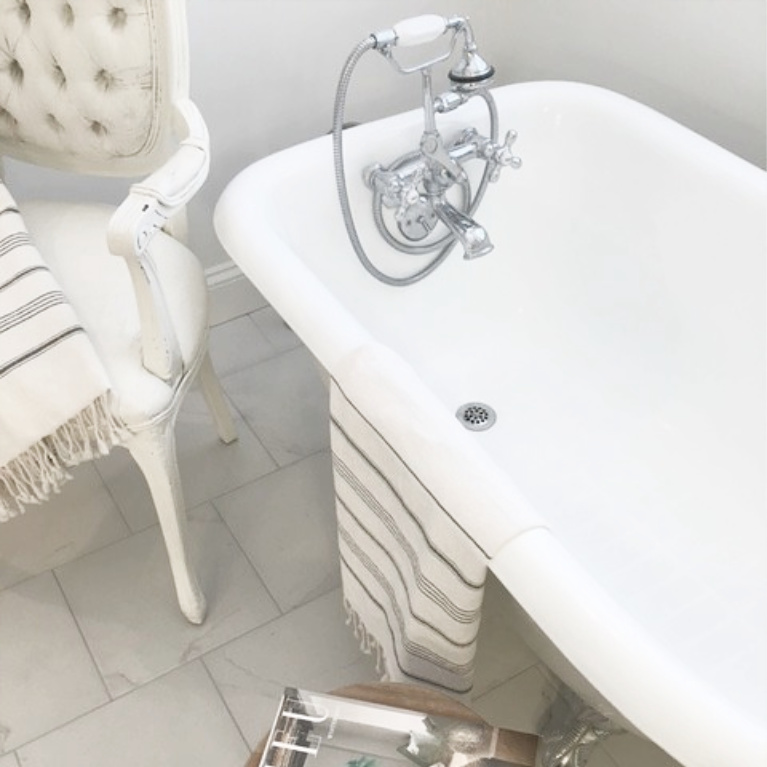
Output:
[[131, 99, 210, 214], [107, 100, 210, 381]]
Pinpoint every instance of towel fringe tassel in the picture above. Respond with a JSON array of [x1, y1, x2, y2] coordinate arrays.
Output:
[[344, 597, 389, 679], [0, 394, 126, 521]]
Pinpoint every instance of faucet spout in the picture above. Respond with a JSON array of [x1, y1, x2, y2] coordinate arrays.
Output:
[[431, 196, 493, 259]]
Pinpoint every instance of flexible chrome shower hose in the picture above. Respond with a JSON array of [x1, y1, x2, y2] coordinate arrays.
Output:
[[332, 37, 499, 286], [332, 37, 443, 286]]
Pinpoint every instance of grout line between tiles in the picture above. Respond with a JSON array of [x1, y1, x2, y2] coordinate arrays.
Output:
[[92, 455, 134, 538], [199, 655, 253, 754], [207, 383, 284, 474], [209, 311, 254, 329], [208, 446, 338, 613], [196, 584, 350, 671], [208, 444, 333, 511], [2, 577, 116, 755], [472, 659, 546, 707], [0, 568, 46, 598], [50, 569, 114, 702], [247, 308, 303, 354], [0, 470, 136, 597], [215, 341, 329, 468], [206, 500, 284, 617], [219, 340, 318, 390], [226, 414, 281, 479], [10, 659, 213, 759]]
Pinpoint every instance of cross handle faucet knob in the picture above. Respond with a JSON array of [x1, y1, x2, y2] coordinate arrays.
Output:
[[489, 130, 522, 181], [395, 168, 425, 222]]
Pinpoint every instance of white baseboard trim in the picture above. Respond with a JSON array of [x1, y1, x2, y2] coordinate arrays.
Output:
[[205, 261, 267, 325]]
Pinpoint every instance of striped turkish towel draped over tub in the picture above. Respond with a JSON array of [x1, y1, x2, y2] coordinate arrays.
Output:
[[330, 345, 514, 694], [0, 182, 124, 521]]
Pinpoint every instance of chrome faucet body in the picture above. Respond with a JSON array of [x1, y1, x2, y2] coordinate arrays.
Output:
[[333, 15, 521, 285], [431, 196, 493, 260]]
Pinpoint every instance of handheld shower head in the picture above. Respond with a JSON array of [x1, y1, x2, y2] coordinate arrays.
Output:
[[448, 18, 495, 86], [448, 49, 495, 85]]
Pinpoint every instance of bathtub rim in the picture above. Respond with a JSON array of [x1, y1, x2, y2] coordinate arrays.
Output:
[[214, 78, 766, 374]]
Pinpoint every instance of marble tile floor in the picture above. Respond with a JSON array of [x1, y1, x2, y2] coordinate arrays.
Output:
[[0, 305, 682, 767]]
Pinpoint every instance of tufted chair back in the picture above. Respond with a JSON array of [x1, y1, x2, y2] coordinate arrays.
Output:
[[0, 0, 188, 176]]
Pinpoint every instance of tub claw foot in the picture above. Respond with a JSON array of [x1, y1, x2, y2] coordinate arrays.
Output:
[[537, 687, 620, 767]]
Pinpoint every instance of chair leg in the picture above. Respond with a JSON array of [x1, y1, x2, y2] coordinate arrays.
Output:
[[126, 420, 207, 625], [198, 351, 238, 444]]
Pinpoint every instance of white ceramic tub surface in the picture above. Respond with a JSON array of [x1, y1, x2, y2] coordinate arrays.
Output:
[[215, 82, 767, 767]]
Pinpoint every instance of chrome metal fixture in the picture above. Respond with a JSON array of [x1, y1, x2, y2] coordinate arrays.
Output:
[[333, 15, 521, 286], [456, 402, 497, 431]]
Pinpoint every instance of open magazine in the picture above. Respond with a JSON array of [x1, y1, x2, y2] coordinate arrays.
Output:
[[258, 688, 538, 767]]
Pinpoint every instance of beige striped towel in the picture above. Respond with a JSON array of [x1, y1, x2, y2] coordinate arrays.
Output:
[[329, 343, 541, 694], [0, 182, 124, 520]]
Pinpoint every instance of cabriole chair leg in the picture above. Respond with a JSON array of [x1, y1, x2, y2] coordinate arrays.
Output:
[[126, 419, 207, 624], [198, 351, 238, 444]]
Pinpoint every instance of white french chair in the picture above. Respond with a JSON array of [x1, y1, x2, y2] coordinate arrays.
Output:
[[0, 0, 237, 623]]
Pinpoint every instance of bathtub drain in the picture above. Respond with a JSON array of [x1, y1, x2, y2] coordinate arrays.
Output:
[[456, 402, 497, 431]]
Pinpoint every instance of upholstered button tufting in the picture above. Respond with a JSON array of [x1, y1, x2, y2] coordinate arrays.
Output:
[[0, 0, 161, 167], [61, 2, 74, 26], [52, 60, 67, 88], [109, 6, 128, 30], [0, 106, 18, 132], [16, 0, 31, 24], [46, 113, 64, 133], [95, 68, 116, 91], [7, 58, 24, 84]]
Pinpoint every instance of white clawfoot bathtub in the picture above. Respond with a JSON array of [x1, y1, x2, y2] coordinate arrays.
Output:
[[214, 81, 766, 767]]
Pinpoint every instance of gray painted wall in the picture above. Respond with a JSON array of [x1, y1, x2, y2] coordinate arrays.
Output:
[[490, 0, 765, 167]]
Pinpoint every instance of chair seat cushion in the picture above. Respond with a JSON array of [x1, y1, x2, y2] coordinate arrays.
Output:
[[19, 200, 209, 426]]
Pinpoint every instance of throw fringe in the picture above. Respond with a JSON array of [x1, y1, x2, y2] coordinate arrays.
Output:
[[0, 394, 126, 521], [344, 597, 388, 678]]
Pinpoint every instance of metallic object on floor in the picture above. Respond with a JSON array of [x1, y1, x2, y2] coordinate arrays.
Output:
[[537, 687, 621, 767]]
